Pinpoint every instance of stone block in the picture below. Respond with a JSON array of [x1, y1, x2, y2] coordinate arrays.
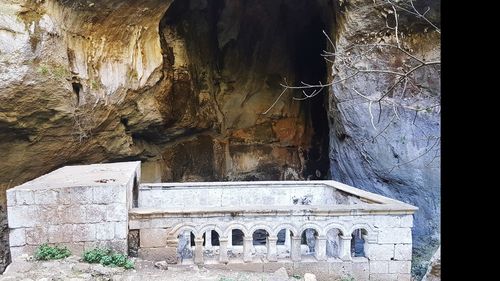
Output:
[[73, 224, 96, 242], [7, 205, 36, 228], [397, 273, 411, 281], [85, 205, 106, 223], [365, 243, 395, 260], [114, 222, 128, 239], [10, 246, 36, 260], [351, 259, 369, 280], [370, 261, 389, 274], [372, 215, 400, 228], [38, 205, 59, 224], [394, 244, 412, 261], [84, 239, 127, 254], [262, 261, 294, 274], [34, 189, 59, 205], [399, 215, 413, 227], [26, 227, 49, 245], [58, 205, 86, 224], [226, 261, 264, 272], [106, 203, 127, 222], [60, 242, 85, 255], [16, 190, 34, 205], [370, 273, 398, 281], [294, 261, 330, 280], [389, 261, 411, 274], [95, 223, 115, 240], [138, 247, 178, 263], [48, 224, 72, 243], [378, 228, 412, 244], [59, 186, 93, 205], [6, 189, 16, 206], [9, 228, 26, 247], [140, 228, 168, 248], [93, 186, 125, 204], [328, 260, 353, 279]]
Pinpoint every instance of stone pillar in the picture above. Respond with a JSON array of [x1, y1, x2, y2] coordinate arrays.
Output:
[[284, 229, 291, 248], [291, 235, 302, 262], [228, 231, 233, 247], [267, 237, 278, 262], [205, 231, 212, 249], [194, 238, 204, 264], [243, 237, 253, 262], [339, 235, 352, 261], [314, 235, 327, 261], [219, 237, 229, 263]]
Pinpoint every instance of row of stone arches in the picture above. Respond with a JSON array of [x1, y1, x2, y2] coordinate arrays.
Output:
[[171, 222, 375, 264]]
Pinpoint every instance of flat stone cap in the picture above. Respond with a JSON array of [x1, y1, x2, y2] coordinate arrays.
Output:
[[7, 161, 140, 191]]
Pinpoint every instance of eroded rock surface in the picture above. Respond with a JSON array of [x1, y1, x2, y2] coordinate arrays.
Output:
[[0, 0, 440, 278]]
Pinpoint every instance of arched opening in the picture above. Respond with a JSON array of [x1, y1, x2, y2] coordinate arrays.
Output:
[[252, 229, 270, 258], [301, 228, 318, 257], [351, 228, 368, 258], [177, 230, 195, 262], [231, 229, 244, 246], [326, 228, 342, 259], [228, 229, 245, 259], [276, 228, 294, 259], [201, 229, 220, 260]]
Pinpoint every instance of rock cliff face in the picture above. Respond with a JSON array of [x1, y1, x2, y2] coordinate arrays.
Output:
[[0, 0, 440, 278]]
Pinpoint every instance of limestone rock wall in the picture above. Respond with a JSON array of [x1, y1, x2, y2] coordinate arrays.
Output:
[[326, 0, 440, 278]]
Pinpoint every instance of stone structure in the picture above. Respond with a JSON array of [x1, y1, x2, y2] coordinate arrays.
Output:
[[6, 162, 417, 280], [6, 162, 140, 258]]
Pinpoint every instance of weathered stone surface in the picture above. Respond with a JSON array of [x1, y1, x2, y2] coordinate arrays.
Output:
[[377, 228, 412, 244], [365, 244, 395, 260], [327, 1, 441, 278], [7, 206, 37, 228], [9, 229, 26, 247], [138, 247, 177, 263], [394, 244, 413, 261], [139, 228, 168, 248], [154, 261, 169, 270], [72, 224, 96, 242], [95, 223, 115, 241], [389, 261, 411, 274], [370, 273, 398, 281], [273, 267, 289, 281], [370, 261, 389, 274]]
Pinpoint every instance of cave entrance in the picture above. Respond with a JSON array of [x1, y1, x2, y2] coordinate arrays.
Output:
[[290, 5, 331, 180], [158, 0, 333, 181]]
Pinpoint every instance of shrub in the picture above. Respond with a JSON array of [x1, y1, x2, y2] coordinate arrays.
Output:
[[34, 244, 71, 260], [82, 248, 134, 269]]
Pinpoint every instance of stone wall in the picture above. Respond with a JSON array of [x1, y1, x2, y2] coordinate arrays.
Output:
[[6, 162, 140, 259], [130, 212, 414, 281], [130, 181, 416, 281], [138, 182, 364, 208]]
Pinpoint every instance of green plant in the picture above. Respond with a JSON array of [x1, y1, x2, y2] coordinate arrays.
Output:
[[34, 244, 71, 260], [52, 65, 68, 78], [82, 248, 134, 269], [37, 65, 49, 75], [292, 274, 301, 279], [340, 277, 355, 281]]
